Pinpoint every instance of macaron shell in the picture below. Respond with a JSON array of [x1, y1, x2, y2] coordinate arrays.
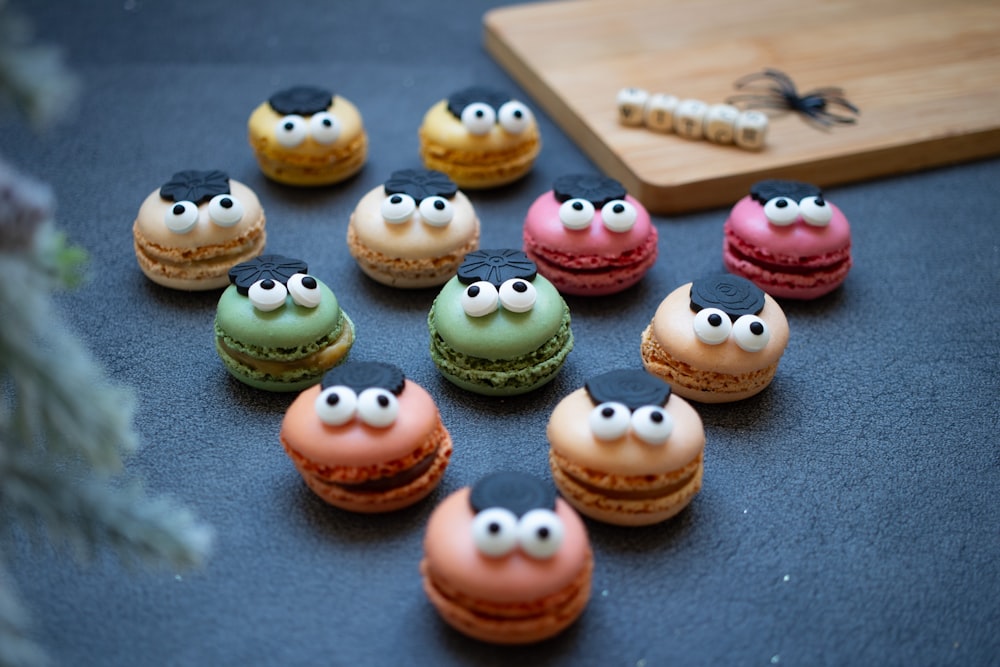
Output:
[[215, 282, 344, 350], [547, 389, 704, 476], [649, 282, 789, 377], [422, 488, 590, 606], [430, 274, 566, 360], [280, 381, 442, 468]]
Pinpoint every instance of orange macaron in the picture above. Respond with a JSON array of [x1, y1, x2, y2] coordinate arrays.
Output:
[[547, 369, 705, 526], [279, 361, 452, 512], [420, 471, 592, 644]]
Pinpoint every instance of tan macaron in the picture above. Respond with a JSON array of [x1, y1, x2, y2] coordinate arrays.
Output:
[[132, 169, 266, 290], [548, 369, 705, 526]]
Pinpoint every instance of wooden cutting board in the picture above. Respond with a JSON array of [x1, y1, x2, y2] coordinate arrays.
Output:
[[483, 0, 1000, 213]]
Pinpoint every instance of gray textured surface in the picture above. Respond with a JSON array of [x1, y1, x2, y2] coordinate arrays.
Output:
[[3, 1, 999, 665]]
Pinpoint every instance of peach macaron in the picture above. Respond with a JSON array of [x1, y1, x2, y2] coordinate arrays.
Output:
[[421, 471, 592, 644], [548, 369, 705, 526], [279, 361, 452, 512], [641, 274, 789, 402]]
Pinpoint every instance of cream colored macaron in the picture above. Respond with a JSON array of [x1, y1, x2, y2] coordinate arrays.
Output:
[[132, 169, 266, 290]]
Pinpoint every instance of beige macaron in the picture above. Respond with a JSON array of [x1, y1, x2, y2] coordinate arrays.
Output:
[[132, 169, 266, 291]]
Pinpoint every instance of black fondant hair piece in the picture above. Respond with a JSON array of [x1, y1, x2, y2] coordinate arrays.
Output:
[[469, 471, 556, 517], [227, 254, 308, 295], [552, 174, 627, 207], [689, 274, 765, 319], [159, 170, 230, 204], [585, 369, 671, 411], [383, 169, 457, 202], [750, 179, 822, 204], [446, 86, 511, 119], [321, 361, 405, 395], [268, 86, 334, 116], [457, 249, 537, 287]]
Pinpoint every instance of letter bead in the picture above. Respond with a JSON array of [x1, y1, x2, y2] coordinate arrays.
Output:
[[673, 99, 709, 139], [704, 103, 740, 145], [734, 110, 769, 150], [643, 93, 679, 132], [617, 87, 650, 127]]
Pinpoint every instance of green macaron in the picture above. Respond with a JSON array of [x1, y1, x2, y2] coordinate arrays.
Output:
[[214, 255, 354, 392], [427, 249, 573, 395]]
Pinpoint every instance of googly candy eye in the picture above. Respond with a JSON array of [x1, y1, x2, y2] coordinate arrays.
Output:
[[732, 314, 770, 352], [208, 194, 244, 227], [799, 195, 833, 227], [559, 198, 595, 230], [314, 385, 358, 426], [248, 278, 288, 312], [308, 111, 340, 144], [498, 278, 536, 313], [461, 281, 499, 317], [287, 273, 322, 308], [356, 388, 399, 428], [517, 509, 564, 560], [418, 196, 453, 227], [461, 102, 496, 135], [763, 197, 799, 226], [601, 199, 637, 232], [588, 402, 631, 441], [693, 307, 733, 345], [275, 115, 308, 148], [471, 507, 519, 558], [164, 200, 199, 233], [381, 193, 416, 224], [497, 100, 533, 134], [631, 405, 674, 445]]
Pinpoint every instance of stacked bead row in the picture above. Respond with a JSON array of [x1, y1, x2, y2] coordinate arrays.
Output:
[[616, 87, 768, 150]]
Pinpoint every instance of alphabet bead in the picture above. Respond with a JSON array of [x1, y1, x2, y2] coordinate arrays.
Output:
[[704, 104, 740, 145], [616, 87, 649, 127], [643, 93, 679, 132], [734, 110, 769, 150], [674, 99, 709, 139]]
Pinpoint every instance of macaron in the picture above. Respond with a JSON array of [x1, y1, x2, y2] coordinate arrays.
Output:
[[420, 471, 592, 644], [723, 179, 852, 299], [214, 254, 355, 392], [640, 274, 789, 403], [279, 361, 452, 512], [418, 86, 541, 189], [247, 85, 367, 186], [547, 369, 705, 526], [132, 169, 266, 290], [522, 173, 658, 296], [346, 168, 480, 288], [427, 249, 573, 396]]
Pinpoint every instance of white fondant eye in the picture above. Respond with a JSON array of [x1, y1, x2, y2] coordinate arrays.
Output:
[[314, 385, 358, 426], [497, 100, 533, 134], [559, 198, 595, 230], [799, 195, 833, 227], [356, 388, 399, 428], [207, 194, 244, 227], [517, 509, 564, 560], [287, 273, 322, 308], [248, 278, 288, 312], [631, 405, 674, 445], [732, 315, 770, 352], [589, 402, 631, 441], [275, 115, 307, 147], [461, 281, 499, 317], [471, 507, 519, 558], [461, 102, 496, 135], [418, 196, 453, 227], [381, 193, 416, 224], [693, 308, 732, 345], [764, 197, 799, 226], [308, 111, 341, 144], [600, 199, 637, 232], [498, 278, 536, 313], [164, 201, 198, 233]]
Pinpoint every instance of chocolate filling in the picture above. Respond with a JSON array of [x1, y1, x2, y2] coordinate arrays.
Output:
[[319, 447, 438, 494]]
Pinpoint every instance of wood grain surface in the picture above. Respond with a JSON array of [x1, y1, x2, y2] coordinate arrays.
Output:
[[484, 0, 1000, 213]]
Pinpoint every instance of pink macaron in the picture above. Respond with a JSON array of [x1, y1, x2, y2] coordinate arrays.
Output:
[[522, 174, 657, 296], [722, 179, 852, 300]]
